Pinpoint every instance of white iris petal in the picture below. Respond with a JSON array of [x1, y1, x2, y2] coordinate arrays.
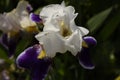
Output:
[[17, 1, 36, 29], [36, 1, 89, 57], [78, 27, 89, 36], [35, 31, 66, 57], [20, 16, 36, 29], [0, 10, 21, 32], [66, 29, 82, 56]]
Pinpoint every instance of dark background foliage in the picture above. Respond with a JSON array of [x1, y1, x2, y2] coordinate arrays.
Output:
[[0, 0, 120, 80]]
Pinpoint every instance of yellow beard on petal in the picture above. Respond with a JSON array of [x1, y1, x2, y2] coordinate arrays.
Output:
[[20, 17, 39, 33], [37, 50, 46, 59], [8, 31, 19, 38], [60, 21, 72, 37], [115, 76, 120, 80], [82, 41, 88, 48], [23, 26, 39, 33]]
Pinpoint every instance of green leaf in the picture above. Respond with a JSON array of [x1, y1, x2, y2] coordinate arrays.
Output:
[[87, 7, 112, 32], [34, 7, 43, 14], [15, 34, 32, 57], [99, 10, 120, 40], [0, 34, 8, 59], [0, 46, 8, 59]]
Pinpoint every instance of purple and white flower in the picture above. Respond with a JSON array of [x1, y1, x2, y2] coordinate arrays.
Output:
[[30, 1, 97, 69], [34, 1, 89, 58], [0, 0, 36, 33]]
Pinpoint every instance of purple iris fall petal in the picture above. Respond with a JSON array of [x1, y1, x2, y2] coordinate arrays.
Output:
[[8, 37, 17, 57], [0, 34, 16, 57], [83, 36, 97, 47], [16, 44, 52, 80], [77, 36, 97, 69], [0, 33, 20, 57], [77, 47, 95, 69], [0, 33, 8, 49], [30, 13, 42, 22]]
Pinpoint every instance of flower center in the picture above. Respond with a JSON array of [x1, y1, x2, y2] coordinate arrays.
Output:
[[82, 41, 88, 48], [60, 21, 72, 37], [23, 26, 39, 32]]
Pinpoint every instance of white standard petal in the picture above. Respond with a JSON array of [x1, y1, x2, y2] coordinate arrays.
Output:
[[16, 1, 37, 30], [35, 31, 66, 58], [43, 19, 60, 32], [61, 1, 65, 7], [0, 14, 10, 32], [0, 1, 35, 33], [16, 0, 29, 16], [65, 6, 78, 21], [70, 19, 89, 36], [5, 11, 21, 30], [40, 4, 64, 23], [78, 27, 89, 36], [0, 11, 21, 32], [20, 16, 36, 29], [66, 29, 82, 56]]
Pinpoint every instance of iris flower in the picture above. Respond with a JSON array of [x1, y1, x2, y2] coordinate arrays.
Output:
[[0, 0, 37, 33], [0, 1, 38, 57], [30, 1, 97, 69], [16, 1, 97, 80], [32, 1, 89, 58]]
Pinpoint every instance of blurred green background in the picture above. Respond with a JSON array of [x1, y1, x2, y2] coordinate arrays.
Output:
[[0, 0, 120, 80]]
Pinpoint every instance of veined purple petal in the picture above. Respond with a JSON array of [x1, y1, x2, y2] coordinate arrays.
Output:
[[0, 34, 16, 57], [83, 36, 97, 47], [16, 44, 51, 80], [31, 58, 51, 80], [16, 45, 41, 68], [30, 13, 42, 22], [8, 37, 17, 57], [0, 34, 8, 49], [26, 4, 33, 12], [0, 33, 20, 57], [77, 47, 95, 69]]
